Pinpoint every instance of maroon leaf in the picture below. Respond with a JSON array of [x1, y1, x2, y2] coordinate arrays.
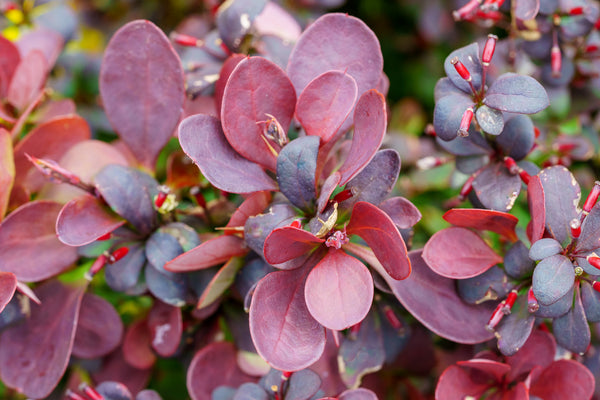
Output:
[[552, 285, 590, 354], [226, 191, 271, 229], [539, 166, 580, 244], [73, 292, 123, 359], [187, 341, 254, 400], [506, 329, 556, 382], [472, 162, 522, 212], [0, 201, 78, 282], [0, 128, 14, 221], [178, 114, 277, 193], [7, 50, 47, 110], [378, 196, 422, 229], [249, 263, 326, 371], [0, 36, 19, 97], [435, 365, 491, 400], [123, 319, 156, 370], [496, 297, 536, 356], [56, 195, 126, 246], [317, 172, 341, 213], [99, 20, 185, 170], [287, 13, 382, 101], [530, 360, 595, 400], [527, 174, 546, 243], [147, 300, 182, 357], [221, 56, 296, 171], [338, 90, 387, 185], [423, 227, 502, 279], [456, 359, 510, 382], [305, 249, 373, 330], [346, 201, 410, 280], [263, 226, 324, 265], [277, 136, 320, 211], [93, 348, 152, 396], [165, 235, 248, 272], [443, 208, 518, 242], [338, 388, 378, 400], [0, 272, 17, 313], [296, 70, 357, 143], [215, 54, 246, 117], [0, 280, 86, 399]]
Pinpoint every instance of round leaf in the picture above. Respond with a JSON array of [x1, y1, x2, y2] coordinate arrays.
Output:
[[484, 73, 549, 114], [532, 254, 575, 306]]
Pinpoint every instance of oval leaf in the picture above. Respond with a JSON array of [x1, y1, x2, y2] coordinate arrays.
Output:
[[147, 300, 182, 357], [433, 92, 474, 141], [378, 196, 421, 229], [123, 319, 156, 370], [472, 162, 522, 212], [530, 359, 595, 400], [539, 166, 580, 244], [276, 136, 319, 211], [166, 235, 247, 272], [484, 73, 549, 114], [532, 254, 575, 306], [7, 50, 47, 110], [0, 272, 17, 313], [443, 208, 518, 241], [527, 174, 546, 243], [529, 238, 563, 260], [444, 43, 483, 94], [552, 285, 590, 354]]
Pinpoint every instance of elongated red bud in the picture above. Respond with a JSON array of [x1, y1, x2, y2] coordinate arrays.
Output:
[[190, 186, 207, 209], [527, 287, 539, 312], [571, 218, 582, 238], [503, 156, 519, 175], [383, 305, 403, 330], [282, 371, 293, 379], [519, 169, 531, 185], [481, 0, 505, 11], [583, 182, 600, 213], [457, 107, 474, 137], [453, 0, 482, 20], [593, 281, 600, 293], [290, 220, 302, 229], [349, 322, 361, 339], [425, 123, 436, 136], [551, 46, 561, 78], [170, 32, 202, 47], [416, 156, 446, 170], [65, 390, 87, 400], [85, 254, 108, 281], [459, 174, 476, 200], [333, 188, 354, 203], [587, 255, 600, 270], [595, 16, 600, 30], [96, 232, 112, 241], [586, 44, 599, 53], [485, 301, 506, 331], [569, 6, 585, 15], [80, 383, 104, 400], [501, 290, 518, 314], [451, 57, 472, 81], [482, 34, 498, 65], [109, 247, 129, 264]]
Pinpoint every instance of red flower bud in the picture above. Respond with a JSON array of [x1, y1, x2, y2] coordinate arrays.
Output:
[[519, 169, 531, 185], [485, 301, 505, 331], [569, 6, 585, 15], [451, 57, 472, 81], [482, 34, 498, 65], [109, 247, 129, 264], [593, 281, 600, 293], [65, 390, 88, 400], [282, 371, 293, 379], [571, 218, 582, 238], [587, 255, 600, 270], [503, 156, 519, 175], [383, 305, 403, 330], [452, 0, 482, 21], [459, 174, 476, 200], [501, 290, 518, 314], [527, 287, 539, 313], [79, 383, 104, 400], [86, 254, 108, 281], [170, 32, 201, 47], [551, 45, 562, 78], [290, 220, 302, 229], [457, 107, 474, 137], [583, 181, 600, 213]]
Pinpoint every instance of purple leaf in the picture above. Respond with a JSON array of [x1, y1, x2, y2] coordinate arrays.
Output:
[[92, 349, 152, 396], [552, 285, 590, 354], [145, 264, 189, 307], [576, 202, 600, 253], [378, 196, 421, 229], [56, 195, 126, 246], [96, 382, 133, 400], [535, 286, 573, 318], [73, 292, 123, 359], [504, 241, 535, 279], [475, 105, 504, 136], [136, 390, 162, 400], [496, 296, 535, 356], [0, 200, 78, 282], [515, 0, 540, 20], [0, 36, 20, 95], [216, 0, 267, 51], [338, 388, 378, 400], [529, 238, 563, 260], [147, 300, 182, 357], [484, 73, 549, 114], [287, 13, 382, 100], [187, 342, 253, 400], [285, 369, 322, 400], [506, 329, 556, 382], [244, 204, 297, 256], [296, 71, 357, 143], [197, 257, 243, 308], [226, 191, 271, 229], [16, 27, 63, 69], [305, 249, 373, 330], [146, 232, 184, 276], [527, 175, 546, 243], [232, 383, 268, 400], [179, 114, 277, 193], [94, 165, 158, 235], [444, 43, 483, 94], [472, 162, 522, 212], [249, 263, 326, 371], [99, 20, 184, 170], [166, 235, 247, 272], [123, 319, 156, 370], [443, 208, 518, 241], [532, 254, 575, 306], [338, 90, 387, 185], [263, 226, 324, 265], [366, 248, 495, 344], [0, 272, 17, 313], [221, 56, 296, 171], [435, 128, 492, 156], [581, 280, 600, 322], [346, 201, 410, 280], [435, 365, 490, 400], [530, 360, 595, 400], [7, 50, 47, 110], [276, 136, 320, 211], [105, 243, 146, 292], [0, 280, 85, 399], [539, 166, 580, 244], [423, 227, 502, 279], [433, 92, 474, 141], [496, 115, 535, 161], [456, 266, 510, 304]]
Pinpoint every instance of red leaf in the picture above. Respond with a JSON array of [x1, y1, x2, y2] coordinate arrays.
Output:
[[73, 292, 123, 359], [378, 196, 422, 229], [123, 319, 156, 370], [435, 365, 491, 400], [443, 208, 518, 242], [215, 53, 245, 117], [147, 300, 182, 357], [346, 201, 410, 280], [7, 50, 47, 110], [226, 191, 271, 229], [0, 36, 20, 97], [338, 90, 387, 185], [250, 263, 326, 371], [305, 249, 373, 330], [92, 348, 152, 396], [423, 227, 502, 279], [527, 175, 546, 243], [296, 70, 357, 143], [0, 272, 17, 313], [530, 359, 595, 400], [99, 20, 185, 170], [455, 359, 510, 382], [0, 201, 78, 282], [197, 257, 243, 309], [263, 226, 324, 265], [505, 329, 556, 382], [0, 128, 15, 221], [187, 341, 254, 400], [57, 195, 126, 246], [221, 56, 296, 171], [165, 235, 247, 272], [0, 280, 86, 399], [16, 27, 63, 71]]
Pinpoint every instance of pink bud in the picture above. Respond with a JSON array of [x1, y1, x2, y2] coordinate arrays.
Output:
[[109, 247, 129, 264], [551, 46, 562, 78], [451, 57, 472, 81], [527, 287, 539, 313], [583, 182, 600, 213], [571, 218, 581, 238], [485, 302, 505, 331], [452, 0, 482, 21], [482, 34, 498, 65], [503, 156, 519, 175], [457, 107, 474, 137]]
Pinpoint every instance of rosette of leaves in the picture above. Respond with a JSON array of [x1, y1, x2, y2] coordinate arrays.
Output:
[[435, 329, 595, 400], [433, 41, 548, 211]]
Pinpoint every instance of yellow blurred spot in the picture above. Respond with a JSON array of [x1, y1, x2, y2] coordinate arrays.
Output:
[[2, 26, 20, 41], [270, 385, 278, 392], [66, 26, 105, 53], [5, 9, 23, 24]]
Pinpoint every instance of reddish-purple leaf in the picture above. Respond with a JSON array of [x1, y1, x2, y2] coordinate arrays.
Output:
[[0, 128, 14, 221], [7, 50, 47, 110], [34, 98, 76, 124], [338, 90, 387, 185], [530, 360, 595, 400], [0, 36, 19, 97], [263, 226, 324, 265], [539, 166, 580, 244], [166, 235, 247, 272], [296, 70, 358, 143], [472, 162, 522, 212], [73, 292, 123, 359], [123, 319, 156, 370], [484, 73, 549, 114], [136, 390, 162, 400], [56, 195, 125, 246], [99, 20, 185, 170], [147, 300, 182, 357], [0, 201, 78, 282], [444, 43, 483, 95], [16, 27, 63, 70], [187, 341, 254, 400], [338, 388, 378, 400], [197, 257, 243, 309], [456, 359, 510, 382], [576, 202, 600, 253], [527, 174, 546, 243], [226, 191, 271, 229], [0, 280, 85, 399], [317, 172, 341, 213], [179, 114, 277, 193], [305, 249, 373, 330], [378, 196, 422, 229], [443, 208, 519, 242], [346, 201, 410, 280], [435, 365, 491, 400], [423, 227, 502, 279], [215, 54, 246, 117], [506, 329, 556, 382], [552, 285, 590, 354], [250, 264, 326, 371], [221, 56, 296, 171], [0, 272, 17, 313], [433, 92, 475, 141], [93, 349, 152, 396], [287, 13, 382, 100], [96, 382, 133, 400]]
